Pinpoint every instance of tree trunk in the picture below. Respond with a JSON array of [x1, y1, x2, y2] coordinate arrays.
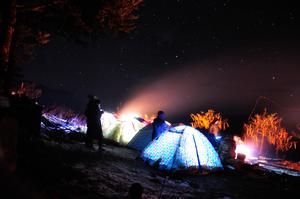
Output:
[[0, 0, 16, 95]]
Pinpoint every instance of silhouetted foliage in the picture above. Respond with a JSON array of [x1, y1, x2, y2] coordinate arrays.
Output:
[[0, 0, 143, 92], [191, 109, 229, 130], [244, 109, 297, 153]]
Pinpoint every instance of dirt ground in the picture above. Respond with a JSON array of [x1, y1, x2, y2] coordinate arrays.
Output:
[[2, 139, 300, 199]]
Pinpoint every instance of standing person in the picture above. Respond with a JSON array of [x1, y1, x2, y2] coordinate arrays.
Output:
[[152, 111, 169, 140], [208, 123, 222, 149], [85, 95, 104, 151]]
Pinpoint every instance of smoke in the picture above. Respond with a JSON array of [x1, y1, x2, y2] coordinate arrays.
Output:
[[120, 65, 227, 116], [120, 48, 300, 125]]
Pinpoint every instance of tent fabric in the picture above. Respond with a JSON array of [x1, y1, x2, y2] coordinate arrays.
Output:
[[42, 111, 146, 145], [101, 112, 118, 138], [101, 112, 146, 145], [110, 119, 146, 145], [141, 125, 223, 171], [127, 125, 153, 151]]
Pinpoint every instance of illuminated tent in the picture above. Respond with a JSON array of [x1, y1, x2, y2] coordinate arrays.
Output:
[[101, 113, 147, 145], [127, 124, 153, 151], [42, 111, 146, 145], [101, 112, 118, 138], [142, 125, 223, 171]]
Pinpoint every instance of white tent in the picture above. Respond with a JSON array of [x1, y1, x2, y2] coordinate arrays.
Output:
[[101, 112, 146, 145], [127, 124, 153, 151]]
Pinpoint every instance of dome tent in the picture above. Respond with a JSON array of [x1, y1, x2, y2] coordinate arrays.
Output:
[[128, 120, 171, 151], [127, 124, 153, 151], [101, 113, 146, 145], [142, 125, 223, 171]]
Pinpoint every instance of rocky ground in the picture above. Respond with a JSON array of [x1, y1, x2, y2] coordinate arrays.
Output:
[[3, 139, 300, 199]]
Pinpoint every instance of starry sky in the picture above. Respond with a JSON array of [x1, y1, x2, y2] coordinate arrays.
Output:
[[22, 0, 300, 130]]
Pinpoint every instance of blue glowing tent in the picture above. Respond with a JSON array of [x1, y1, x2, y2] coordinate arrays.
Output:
[[141, 125, 223, 171]]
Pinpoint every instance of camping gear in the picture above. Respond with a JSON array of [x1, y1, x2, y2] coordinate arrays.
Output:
[[142, 125, 223, 171], [127, 124, 153, 151]]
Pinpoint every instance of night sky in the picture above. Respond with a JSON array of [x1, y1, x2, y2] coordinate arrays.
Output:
[[22, 0, 300, 130]]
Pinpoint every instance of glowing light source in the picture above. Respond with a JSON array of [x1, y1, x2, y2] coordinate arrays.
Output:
[[235, 144, 251, 159], [117, 113, 146, 144], [234, 136, 255, 161], [119, 113, 140, 121], [215, 136, 222, 140], [42, 109, 153, 145]]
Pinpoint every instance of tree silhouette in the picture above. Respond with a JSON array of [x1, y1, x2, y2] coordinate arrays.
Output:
[[0, 0, 144, 94]]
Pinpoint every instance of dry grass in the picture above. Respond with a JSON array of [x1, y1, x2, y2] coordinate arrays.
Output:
[[190, 109, 229, 130]]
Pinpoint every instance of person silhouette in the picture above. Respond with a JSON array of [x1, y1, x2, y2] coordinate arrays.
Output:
[[85, 95, 104, 151], [152, 111, 168, 140]]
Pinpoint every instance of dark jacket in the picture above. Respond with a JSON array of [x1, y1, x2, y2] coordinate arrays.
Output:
[[152, 118, 168, 140], [85, 101, 103, 139], [85, 101, 102, 126]]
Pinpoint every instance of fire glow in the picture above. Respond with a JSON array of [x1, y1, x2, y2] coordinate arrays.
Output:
[[234, 136, 256, 161]]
